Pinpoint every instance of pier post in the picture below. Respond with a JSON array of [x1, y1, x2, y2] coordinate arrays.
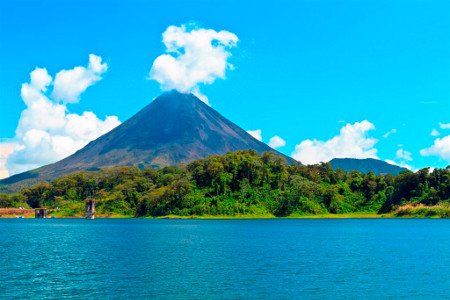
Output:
[[35, 208, 48, 218], [85, 198, 96, 219]]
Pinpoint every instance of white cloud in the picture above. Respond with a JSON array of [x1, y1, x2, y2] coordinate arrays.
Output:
[[384, 159, 396, 166], [291, 120, 378, 165], [420, 135, 450, 161], [52, 54, 108, 103], [30, 68, 53, 92], [385, 159, 412, 171], [149, 23, 238, 104], [386, 148, 413, 171], [383, 128, 397, 138], [431, 129, 440, 137], [0, 143, 16, 179], [439, 122, 450, 129], [395, 148, 412, 161], [1, 54, 120, 178], [268, 135, 286, 149], [247, 129, 262, 141]]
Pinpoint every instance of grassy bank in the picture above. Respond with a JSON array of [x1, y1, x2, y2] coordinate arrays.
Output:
[[2, 205, 450, 219], [0, 208, 34, 218], [394, 204, 450, 218], [287, 212, 393, 218]]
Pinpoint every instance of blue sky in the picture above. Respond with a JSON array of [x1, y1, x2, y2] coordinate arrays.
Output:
[[1, 0, 449, 177]]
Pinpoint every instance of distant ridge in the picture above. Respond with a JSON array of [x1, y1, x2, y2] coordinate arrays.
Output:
[[0, 91, 294, 191], [329, 158, 408, 175]]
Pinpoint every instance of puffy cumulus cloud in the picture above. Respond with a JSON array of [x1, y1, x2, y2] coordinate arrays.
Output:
[[439, 122, 450, 129], [247, 129, 262, 141], [385, 148, 413, 171], [30, 68, 53, 92], [149, 24, 238, 104], [51, 54, 108, 103], [382, 128, 397, 138], [420, 135, 450, 161], [268, 135, 286, 149], [0, 143, 16, 179], [431, 129, 440, 137], [291, 121, 378, 165], [1, 54, 120, 177], [395, 149, 412, 161]]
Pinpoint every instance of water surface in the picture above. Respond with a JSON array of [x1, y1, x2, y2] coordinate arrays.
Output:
[[0, 219, 449, 299]]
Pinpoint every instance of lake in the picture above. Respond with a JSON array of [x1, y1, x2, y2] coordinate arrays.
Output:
[[0, 219, 449, 299]]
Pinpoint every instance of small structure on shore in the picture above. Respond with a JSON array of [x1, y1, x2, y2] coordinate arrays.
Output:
[[35, 208, 48, 219], [85, 197, 96, 220]]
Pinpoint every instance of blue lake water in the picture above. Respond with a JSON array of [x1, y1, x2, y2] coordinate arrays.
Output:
[[0, 219, 449, 299]]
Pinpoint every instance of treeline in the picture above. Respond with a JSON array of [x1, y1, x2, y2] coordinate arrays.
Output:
[[1, 150, 449, 217]]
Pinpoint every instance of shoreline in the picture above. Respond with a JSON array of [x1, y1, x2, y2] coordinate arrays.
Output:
[[2, 212, 449, 219], [155, 213, 445, 219]]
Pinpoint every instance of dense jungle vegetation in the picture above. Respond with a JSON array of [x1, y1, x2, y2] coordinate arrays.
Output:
[[1, 150, 449, 217]]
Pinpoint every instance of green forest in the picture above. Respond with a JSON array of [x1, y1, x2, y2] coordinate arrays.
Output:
[[1, 150, 450, 218]]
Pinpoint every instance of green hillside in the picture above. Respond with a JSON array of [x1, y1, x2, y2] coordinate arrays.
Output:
[[1, 150, 449, 218]]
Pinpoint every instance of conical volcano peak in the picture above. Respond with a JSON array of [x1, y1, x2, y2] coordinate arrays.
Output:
[[0, 91, 294, 190], [153, 90, 199, 103], [150, 90, 206, 115]]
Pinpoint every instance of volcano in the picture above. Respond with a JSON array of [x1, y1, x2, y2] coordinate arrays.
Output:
[[330, 158, 408, 175], [1, 91, 294, 190]]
